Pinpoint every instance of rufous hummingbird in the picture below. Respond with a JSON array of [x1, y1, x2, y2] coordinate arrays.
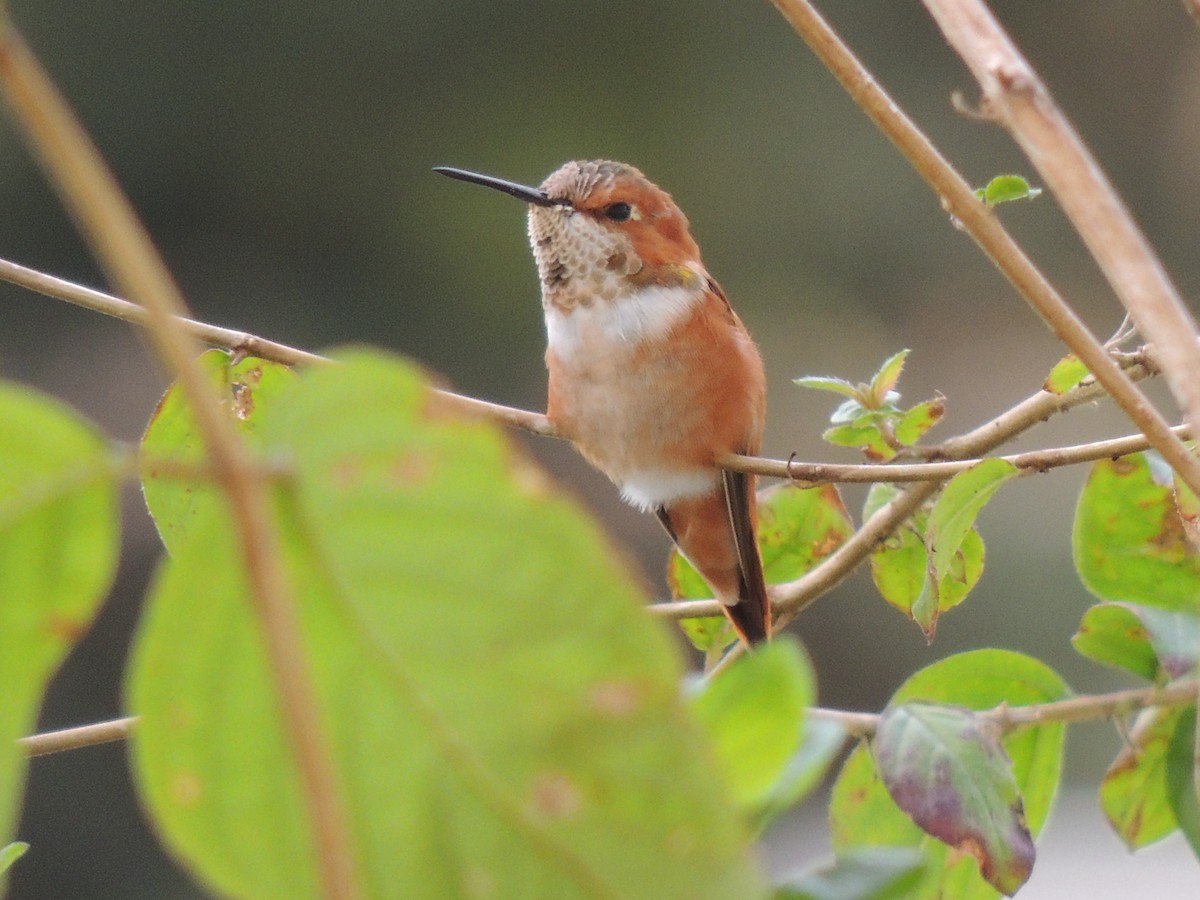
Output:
[[436, 160, 770, 644]]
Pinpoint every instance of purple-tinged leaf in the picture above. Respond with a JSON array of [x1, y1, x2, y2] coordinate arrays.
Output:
[[875, 702, 1034, 896]]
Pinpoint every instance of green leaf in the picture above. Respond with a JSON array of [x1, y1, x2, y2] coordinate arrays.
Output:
[[1117, 603, 1200, 679], [822, 424, 894, 462], [0, 841, 29, 874], [868, 350, 909, 406], [127, 349, 765, 899], [141, 349, 296, 553], [795, 375, 862, 399], [1101, 706, 1185, 850], [691, 638, 814, 812], [875, 703, 1034, 896], [1043, 355, 1089, 395], [863, 483, 901, 522], [893, 396, 945, 446], [1165, 706, 1200, 861], [975, 175, 1042, 206], [0, 382, 119, 849], [1072, 604, 1159, 681], [669, 547, 737, 655], [776, 847, 926, 900], [869, 510, 984, 638], [757, 484, 854, 583], [1074, 454, 1200, 612], [926, 459, 1018, 582], [670, 484, 853, 655]]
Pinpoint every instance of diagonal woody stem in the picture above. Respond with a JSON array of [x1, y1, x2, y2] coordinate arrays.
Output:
[[921, 0, 1200, 495], [0, 21, 359, 899]]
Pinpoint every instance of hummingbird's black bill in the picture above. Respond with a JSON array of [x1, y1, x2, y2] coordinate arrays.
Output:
[[433, 166, 566, 208]]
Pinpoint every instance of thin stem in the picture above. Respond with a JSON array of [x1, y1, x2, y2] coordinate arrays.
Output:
[[20, 717, 136, 757], [769, 0, 1200, 498], [920, 0, 1200, 495], [810, 677, 1200, 739], [652, 368, 1158, 624], [0, 24, 359, 898], [0, 253, 556, 437], [26, 677, 1198, 756], [728, 415, 1181, 485], [2, 251, 1166, 487]]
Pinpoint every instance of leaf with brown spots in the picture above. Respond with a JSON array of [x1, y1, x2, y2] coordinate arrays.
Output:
[[669, 483, 852, 654], [1101, 705, 1184, 850], [141, 349, 295, 554], [128, 349, 764, 899], [1074, 453, 1200, 612]]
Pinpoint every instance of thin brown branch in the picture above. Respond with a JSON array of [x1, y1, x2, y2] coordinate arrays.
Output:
[[728, 412, 1181, 485], [28, 677, 1197, 759], [769, 0, 1200, 498], [810, 677, 1200, 740], [0, 253, 556, 437], [20, 716, 136, 757], [0, 24, 359, 899], [653, 366, 1159, 627], [921, 0, 1200, 495], [3, 250, 1164, 485], [0, 255, 327, 367]]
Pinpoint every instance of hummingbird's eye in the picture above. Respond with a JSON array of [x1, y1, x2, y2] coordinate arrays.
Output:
[[603, 202, 633, 222]]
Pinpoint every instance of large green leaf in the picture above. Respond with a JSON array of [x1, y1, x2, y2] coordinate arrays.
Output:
[[1074, 602, 1200, 681], [0, 382, 119, 849], [127, 349, 764, 899], [925, 460, 1017, 583], [141, 349, 295, 553], [1073, 454, 1200, 611]]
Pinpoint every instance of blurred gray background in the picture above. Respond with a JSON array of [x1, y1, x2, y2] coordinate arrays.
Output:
[[2, 1, 1199, 896]]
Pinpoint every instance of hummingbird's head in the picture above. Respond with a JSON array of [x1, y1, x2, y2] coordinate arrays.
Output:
[[435, 160, 704, 311]]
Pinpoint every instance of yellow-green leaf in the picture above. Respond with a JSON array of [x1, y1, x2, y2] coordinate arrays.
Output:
[[127, 349, 764, 899]]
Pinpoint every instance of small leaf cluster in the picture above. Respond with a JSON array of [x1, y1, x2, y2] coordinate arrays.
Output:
[[796, 350, 944, 461]]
